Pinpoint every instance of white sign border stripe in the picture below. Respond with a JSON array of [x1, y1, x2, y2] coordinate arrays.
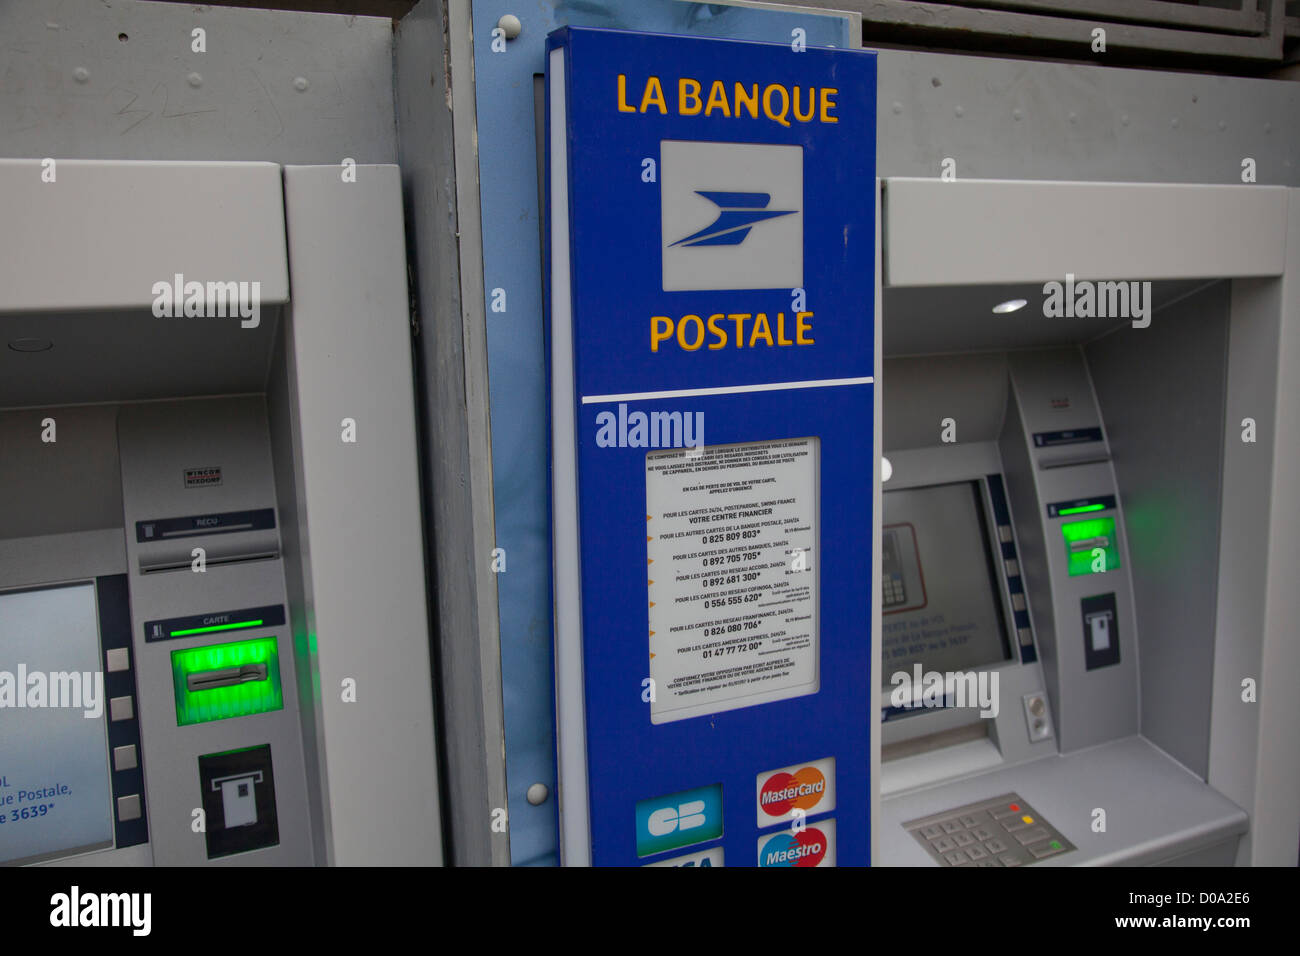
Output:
[[582, 375, 875, 405]]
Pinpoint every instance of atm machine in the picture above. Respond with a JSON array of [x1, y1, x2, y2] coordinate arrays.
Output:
[[0, 159, 443, 866], [873, 179, 1300, 866]]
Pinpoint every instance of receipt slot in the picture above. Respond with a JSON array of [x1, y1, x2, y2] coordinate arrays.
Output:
[[547, 29, 878, 866]]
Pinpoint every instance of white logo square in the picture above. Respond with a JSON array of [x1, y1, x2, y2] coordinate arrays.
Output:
[[660, 140, 803, 292]]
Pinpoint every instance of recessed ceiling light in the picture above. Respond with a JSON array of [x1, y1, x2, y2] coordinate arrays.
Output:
[[992, 298, 1028, 314], [7, 337, 53, 352]]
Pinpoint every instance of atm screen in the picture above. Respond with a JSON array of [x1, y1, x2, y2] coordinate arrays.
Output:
[[0, 583, 115, 864], [880, 481, 1011, 683]]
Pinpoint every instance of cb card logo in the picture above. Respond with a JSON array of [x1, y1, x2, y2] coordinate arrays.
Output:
[[660, 140, 803, 293], [758, 820, 835, 867], [636, 783, 724, 858]]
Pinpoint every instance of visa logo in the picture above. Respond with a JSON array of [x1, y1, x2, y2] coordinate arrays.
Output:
[[636, 784, 723, 858]]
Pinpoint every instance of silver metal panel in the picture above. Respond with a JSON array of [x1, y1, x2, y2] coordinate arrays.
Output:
[[882, 354, 1009, 450], [852, 0, 1284, 61], [1207, 276, 1279, 865], [0, 160, 288, 410], [870, 178, 883, 864], [0, 405, 123, 539], [280, 164, 444, 866], [1005, 350, 1141, 753], [997, 375, 1066, 806], [0, 530, 125, 594], [879, 736, 1247, 866], [873, 49, 1300, 185], [0, 160, 288, 312], [883, 280, 1212, 356], [117, 397, 314, 866], [547, 45, 588, 867], [394, 0, 510, 868], [0, 306, 283, 410], [1249, 190, 1300, 865], [1151, 839, 1240, 867], [0, 0, 396, 165], [266, 317, 331, 866], [886, 179, 1289, 287], [1086, 281, 1230, 780], [938, 0, 1267, 34], [37, 843, 154, 867]]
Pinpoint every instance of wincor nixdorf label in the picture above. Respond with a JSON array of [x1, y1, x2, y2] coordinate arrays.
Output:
[[184, 466, 223, 488]]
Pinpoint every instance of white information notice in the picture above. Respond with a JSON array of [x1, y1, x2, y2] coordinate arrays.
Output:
[[647, 437, 819, 724]]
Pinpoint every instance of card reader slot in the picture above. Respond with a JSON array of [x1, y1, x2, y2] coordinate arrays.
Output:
[[1067, 535, 1111, 552], [187, 663, 269, 692]]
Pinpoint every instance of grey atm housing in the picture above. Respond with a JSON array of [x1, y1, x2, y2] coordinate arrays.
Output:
[[873, 179, 1300, 867], [0, 160, 443, 866]]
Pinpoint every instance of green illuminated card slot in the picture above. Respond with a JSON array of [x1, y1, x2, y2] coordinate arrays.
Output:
[[1061, 516, 1120, 577], [172, 636, 283, 726]]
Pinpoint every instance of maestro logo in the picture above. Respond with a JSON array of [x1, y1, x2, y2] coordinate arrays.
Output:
[[759, 765, 827, 817], [758, 827, 829, 868], [660, 140, 803, 293]]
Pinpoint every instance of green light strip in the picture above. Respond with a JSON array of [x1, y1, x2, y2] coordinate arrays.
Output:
[[1059, 503, 1106, 516], [170, 619, 264, 637]]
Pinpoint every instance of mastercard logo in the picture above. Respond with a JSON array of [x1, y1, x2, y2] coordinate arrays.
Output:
[[759, 766, 827, 816], [758, 828, 827, 868]]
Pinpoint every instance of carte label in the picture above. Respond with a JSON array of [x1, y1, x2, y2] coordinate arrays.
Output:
[[647, 437, 819, 724]]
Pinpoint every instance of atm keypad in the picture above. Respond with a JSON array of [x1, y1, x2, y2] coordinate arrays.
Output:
[[881, 530, 908, 608], [903, 793, 1075, 867]]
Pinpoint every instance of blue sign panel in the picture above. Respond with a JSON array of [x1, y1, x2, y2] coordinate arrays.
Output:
[[547, 26, 875, 866]]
